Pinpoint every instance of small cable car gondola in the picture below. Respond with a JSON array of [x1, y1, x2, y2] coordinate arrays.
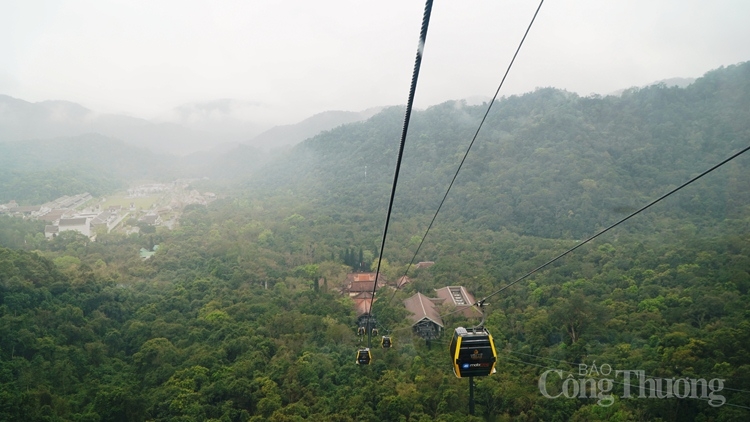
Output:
[[356, 348, 372, 365], [381, 336, 392, 349], [449, 327, 497, 378]]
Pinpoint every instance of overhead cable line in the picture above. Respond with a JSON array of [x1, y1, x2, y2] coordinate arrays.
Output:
[[440, 143, 750, 319], [388, 0, 545, 305], [368, 0, 434, 349]]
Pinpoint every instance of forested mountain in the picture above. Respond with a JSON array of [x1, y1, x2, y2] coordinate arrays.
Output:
[[244, 62, 750, 239], [0, 63, 749, 421], [0, 134, 177, 204]]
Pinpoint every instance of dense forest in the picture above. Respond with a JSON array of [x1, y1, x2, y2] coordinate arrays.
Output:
[[1, 63, 749, 421]]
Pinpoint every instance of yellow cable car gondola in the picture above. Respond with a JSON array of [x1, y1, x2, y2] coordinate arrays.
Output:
[[356, 348, 372, 365], [381, 336, 392, 349], [449, 327, 497, 378]]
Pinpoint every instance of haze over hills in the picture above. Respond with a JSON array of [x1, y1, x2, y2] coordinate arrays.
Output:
[[0, 71, 713, 159], [155, 99, 271, 147], [241, 62, 750, 239], [1, 62, 747, 206], [0, 133, 178, 203], [608, 77, 696, 97], [248, 108, 384, 151], [0, 95, 211, 155], [0, 95, 387, 156]]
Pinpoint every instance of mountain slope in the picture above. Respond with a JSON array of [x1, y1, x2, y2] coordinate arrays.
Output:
[[244, 62, 750, 239], [247, 107, 384, 150]]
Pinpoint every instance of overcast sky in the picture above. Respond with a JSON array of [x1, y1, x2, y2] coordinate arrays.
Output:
[[2, 0, 749, 124]]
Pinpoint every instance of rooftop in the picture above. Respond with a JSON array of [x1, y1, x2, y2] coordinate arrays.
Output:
[[403, 292, 444, 328], [434, 286, 483, 319], [59, 217, 88, 226]]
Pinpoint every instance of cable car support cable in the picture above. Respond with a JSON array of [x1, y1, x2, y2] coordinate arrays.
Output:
[[387, 0, 546, 306], [365, 0, 435, 352]]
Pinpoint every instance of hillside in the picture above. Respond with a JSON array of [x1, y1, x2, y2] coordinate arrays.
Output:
[[241, 62, 750, 239]]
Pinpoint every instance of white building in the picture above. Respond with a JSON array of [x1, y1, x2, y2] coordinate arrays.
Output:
[[58, 217, 90, 237]]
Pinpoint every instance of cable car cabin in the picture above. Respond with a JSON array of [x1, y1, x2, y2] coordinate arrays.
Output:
[[356, 348, 372, 365], [381, 336, 392, 349], [449, 327, 497, 378]]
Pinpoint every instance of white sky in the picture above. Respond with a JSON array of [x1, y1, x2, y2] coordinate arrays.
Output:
[[2, 0, 749, 123]]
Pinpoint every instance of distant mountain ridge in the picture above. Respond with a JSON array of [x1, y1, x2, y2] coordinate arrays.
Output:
[[0, 95, 386, 155], [248, 108, 384, 150], [0, 95, 213, 155], [242, 62, 750, 239], [2, 62, 747, 212], [0, 72, 704, 157], [608, 76, 696, 96]]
